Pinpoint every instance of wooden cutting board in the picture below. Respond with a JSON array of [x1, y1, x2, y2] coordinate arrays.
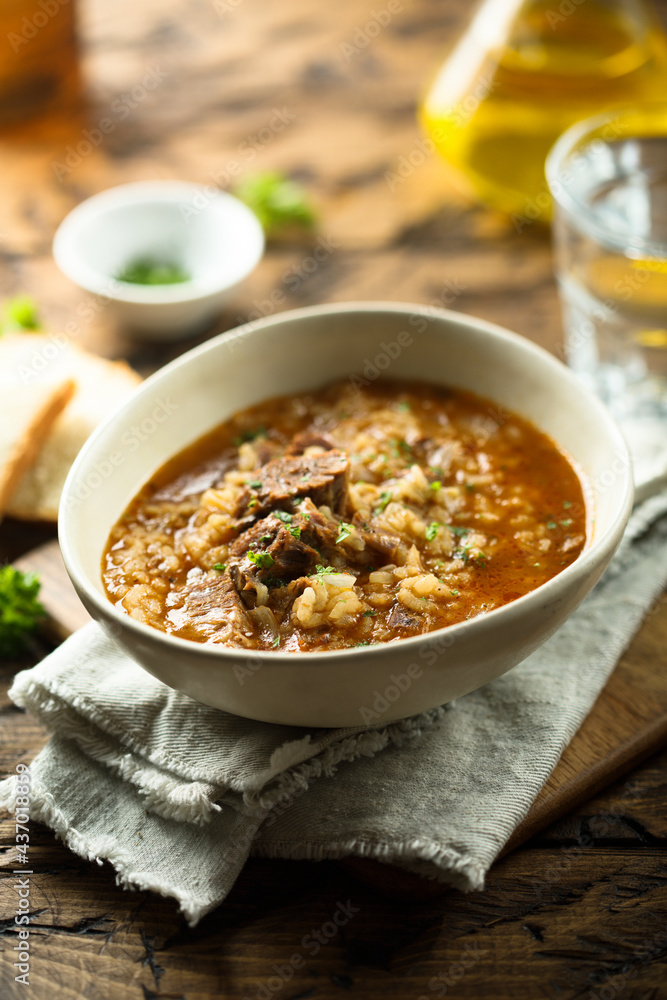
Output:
[[15, 539, 667, 899]]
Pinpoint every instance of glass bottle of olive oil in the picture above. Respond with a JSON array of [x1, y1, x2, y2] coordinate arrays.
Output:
[[420, 0, 667, 220]]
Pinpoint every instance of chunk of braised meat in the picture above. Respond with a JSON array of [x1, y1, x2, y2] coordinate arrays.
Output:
[[228, 500, 342, 607], [169, 570, 256, 643], [296, 497, 340, 549], [387, 602, 420, 632], [285, 431, 336, 455], [236, 450, 349, 521], [351, 513, 402, 563]]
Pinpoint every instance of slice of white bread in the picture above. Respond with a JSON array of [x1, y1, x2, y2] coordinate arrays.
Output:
[[0, 379, 75, 517], [4, 336, 141, 522]]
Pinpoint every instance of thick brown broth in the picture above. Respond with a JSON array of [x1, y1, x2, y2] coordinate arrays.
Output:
[[103, 379, 587, 652]]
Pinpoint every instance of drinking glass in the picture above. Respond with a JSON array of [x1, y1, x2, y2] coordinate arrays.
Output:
[[547, 104, 667, 483]]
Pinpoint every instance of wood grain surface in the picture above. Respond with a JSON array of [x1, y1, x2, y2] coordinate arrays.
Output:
[[1, 0, 667, 998]]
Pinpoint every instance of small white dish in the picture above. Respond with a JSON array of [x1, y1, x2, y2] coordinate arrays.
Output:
[[59, 303, 634, 728], [53, 180, 265, 340]]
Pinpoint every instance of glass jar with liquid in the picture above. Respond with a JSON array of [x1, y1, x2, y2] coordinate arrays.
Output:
[[420, 0, 667, 220]]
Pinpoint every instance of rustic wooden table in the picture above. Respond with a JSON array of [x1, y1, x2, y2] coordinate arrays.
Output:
[[1, 1, 667, 997]]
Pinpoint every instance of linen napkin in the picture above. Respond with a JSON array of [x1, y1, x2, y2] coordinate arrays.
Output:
[[2, 493, 667, 926]]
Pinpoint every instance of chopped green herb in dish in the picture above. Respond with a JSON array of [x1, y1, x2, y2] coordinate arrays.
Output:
[[336, 522, 354, 544], [247, 551, 275, 570], [116, 258, 190, 286], [273, 510, 293, 524], [374, 490, 392, 515]]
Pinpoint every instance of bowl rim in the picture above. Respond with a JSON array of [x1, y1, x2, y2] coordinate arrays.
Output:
[[52, 179, 265, 305], [59, 300, 635, 665]]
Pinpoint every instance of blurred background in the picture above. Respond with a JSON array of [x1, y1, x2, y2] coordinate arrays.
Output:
[[0, 0, 662, 370]]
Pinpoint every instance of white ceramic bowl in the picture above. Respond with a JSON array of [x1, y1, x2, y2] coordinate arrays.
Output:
[[53, 181, 265, 340], [59, 303, 633, 727]]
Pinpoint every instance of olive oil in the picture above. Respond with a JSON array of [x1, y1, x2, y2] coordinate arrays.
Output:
[[420, 0, 667, 219]]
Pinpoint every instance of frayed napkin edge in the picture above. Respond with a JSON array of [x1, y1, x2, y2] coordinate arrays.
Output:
[[0, 773, 223, 927], [251, 835, 486, 894], [7, 672, 448, 824]]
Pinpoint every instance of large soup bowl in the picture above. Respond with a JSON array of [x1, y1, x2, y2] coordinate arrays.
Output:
[[59, 303, 633, 727]]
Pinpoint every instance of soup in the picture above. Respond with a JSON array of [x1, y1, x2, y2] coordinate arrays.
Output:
[[103, 379, 586, 652]]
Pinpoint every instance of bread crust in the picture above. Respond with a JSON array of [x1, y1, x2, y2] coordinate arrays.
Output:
[[0, 379, 75, 517]]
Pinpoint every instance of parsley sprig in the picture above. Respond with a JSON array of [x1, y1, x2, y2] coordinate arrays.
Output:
[[0, 566, 45, 656]]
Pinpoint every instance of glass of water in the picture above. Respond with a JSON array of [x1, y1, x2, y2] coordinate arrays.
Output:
[[547, 104, 667, 483]]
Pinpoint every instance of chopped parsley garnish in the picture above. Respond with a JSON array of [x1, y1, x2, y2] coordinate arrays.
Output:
[[259, 534, 272, 542], [561, 518, 573, 528], [234, 427, 266, 446], [563, 500, 571, 509], [397, 439, 412, 454], [315, 565, 337, 576], [248, 480, 263, 489], [336, 522, 354, 544], [425, 522, 440, 541], [289, 525, 302, 539], [272, 635, 280, 648], [475, 552, 487, 567], [247, 499, 258, 509], [546, 520, 557, 530], [273, 510, 293, 523], [213, 563, 227, 572], [450, 589, 459, 596], [117, 258, 190, 285], [430, 480, 442, 492], [363, 609, 377, 617], [374, 490, 392, 514], [447, 525, 470, 537], [465, 483, 475, 493], [248, 551, 275, 569], [397, 401, 411, 412], [300, 473, 311, 482]]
